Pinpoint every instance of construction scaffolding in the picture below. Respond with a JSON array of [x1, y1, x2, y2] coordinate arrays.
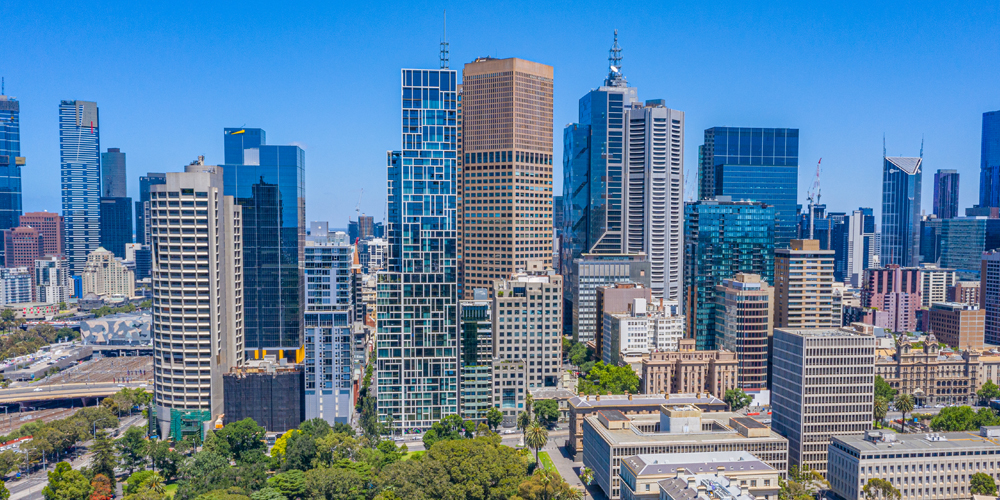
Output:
[[223, 361, 304, 433]]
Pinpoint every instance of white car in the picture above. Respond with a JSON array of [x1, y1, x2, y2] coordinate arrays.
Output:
[[33, 388, 42, 392]]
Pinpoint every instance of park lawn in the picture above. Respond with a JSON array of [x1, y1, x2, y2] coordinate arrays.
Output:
[[164, 483, 178, 497], [538, 452, 559, 476], [401, 451, 425, 461]]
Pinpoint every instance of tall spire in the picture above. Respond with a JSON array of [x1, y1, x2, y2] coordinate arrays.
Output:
[[439, 10, 449, 69], [605, 30, 626, 87]]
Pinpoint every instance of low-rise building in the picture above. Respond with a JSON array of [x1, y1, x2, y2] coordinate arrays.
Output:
[[567, 392, 727, 457], [620, 451, 779, 500], [582, 406, 788, 500], [5, 302, 58, 319], [875, 333, 980, 406], [0, 267, 32, 306], [603, 298, 684, 366], [640, 339, 738, 398], [828, 428, 1000, 500], [80, 312, 151, 346]]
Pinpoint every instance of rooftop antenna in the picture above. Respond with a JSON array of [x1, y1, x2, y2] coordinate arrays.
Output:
[[1, 77, 4, 95], [806, 158, 822, 240], [882, 134, 886, 158], [920, 135, 924, 158], [439, 10, 449, 69]]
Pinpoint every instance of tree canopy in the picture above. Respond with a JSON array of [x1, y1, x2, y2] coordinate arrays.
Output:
[[724, 389, 752, 411], [875, 376, 897, 402], [929, 406, 1000, 431], [576, 362, 639, 395], [971, 472, 998, 496]]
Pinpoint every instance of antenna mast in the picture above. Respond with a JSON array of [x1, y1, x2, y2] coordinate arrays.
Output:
[[807, 158, 822, 240], [439, 10, 449, 69], [605, 30, 625, 87]]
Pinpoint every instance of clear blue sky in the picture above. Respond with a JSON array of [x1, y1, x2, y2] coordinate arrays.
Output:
[[4, 0, 999, 225]]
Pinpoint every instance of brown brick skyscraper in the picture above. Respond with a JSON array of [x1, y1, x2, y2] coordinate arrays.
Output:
[[459, 57, 554, 298], [20, 211, 64, 257]]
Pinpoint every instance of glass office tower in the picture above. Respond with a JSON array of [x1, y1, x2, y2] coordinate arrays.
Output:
[[684, 197, 775, 350], [99, 197, 132, 258], [135, 173, 166, 245], [0, 93, 22, 236], [377, 68, 459, 430], [982, 110, 1000, 209], [933, 169, 960, 219], [223, 128, 305, 360], [101, 148, 127, 198], [880, 155, 922, 267], [699, 127, 799, 247], [59, 100, 101, 274]]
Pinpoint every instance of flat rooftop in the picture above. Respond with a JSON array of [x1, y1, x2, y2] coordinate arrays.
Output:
[[623, 451, 773, 477], [776, 327, 874, 338], [731, 417, 767, 429], [585, 412, 787, 447], [569, 392, 724, 409], [833, 432, 1000, 454]]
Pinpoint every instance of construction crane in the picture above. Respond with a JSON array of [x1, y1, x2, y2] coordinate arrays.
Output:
[[355, 188, 364, 221], [806, 158, 822, 240]]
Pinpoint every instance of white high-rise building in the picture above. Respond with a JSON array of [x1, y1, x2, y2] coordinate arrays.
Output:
[[602, 297, 684, 366], [150, 159, 243, 439], [919, 264, 957, 307], [0, 267, 32, 306], [846, 208, 877, 287], [34, 256, 71, 304], [81, 247, 135, 298], [623, 101, 684, 302]]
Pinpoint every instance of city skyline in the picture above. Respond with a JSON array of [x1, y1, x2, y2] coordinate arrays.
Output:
[[5, 1, 998, 226]]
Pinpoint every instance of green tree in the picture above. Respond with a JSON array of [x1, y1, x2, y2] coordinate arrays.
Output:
[[214, 418, 266, 464], [90, 431, 117, 488], [0, 450, 20, 476], [282, 432, 317, 472], [486, 407, 504, 432], [514, 468, 579, 500], [90, 474, 114, 500], [298, 418, 332, 439], [125, 471, 156, 496], [724, 388, 752, 411], [303, 466, 366, 500], [271, 430, 300, 462], [267, 470, 306, 500], [250, 488, 287, 500], [117, 426, 148, 474], [979, 380, 1000, 404], [576, 362, 639, 395], [421, 415, 467, 449], [533, 400, 560, 427], [0, 480, 9, 500], [330, 423, 355, 437], [875, 375, 897, 401], [516, 411, 531, 434], [930, 406, 1000, 431], [873, 396, 888, 428], [862, 478, 900, 500], [579, 467, 594, 500], [894, 394, 914, 432], [971, 472, 998, 496], [524, 423, 548, 467], [43, 462, 92, 500]]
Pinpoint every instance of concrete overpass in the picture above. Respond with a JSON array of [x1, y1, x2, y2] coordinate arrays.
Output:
[[0, 381, 149, 406]]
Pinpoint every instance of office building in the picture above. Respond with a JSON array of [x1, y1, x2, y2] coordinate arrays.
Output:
[[3, 226, 41, 268], [700, 127, 799, 247], [566, 392, 727, 458], [125, 243, 152, 280], [927, 303, 985, 351], [20, 212, 64, 257], [223, 359, 304, 433], [947, 280, 980, 306], [303, 238, 355, 425], [0, 267, 31, 306], [620, 451, 779, 500], [771, 324, 875, 474], [100, 148, 126, 198], [34, 255, 71, 304], [135, 173, 166, 246], [561, 34, 684, 305], [59, 100, 101, 274], [357, 237, 387, 274], [876, 335, 981, 406], [357, 214, 374, 240], [150, 159, 244, 439], [774, 239, 836, 329], [684, 198, 776, 349], [984, 250, 1000, 345], [492, 264, 562, 393], [80, 247, 134, 298], [573, 253, 651, 343], [921, 217, 1000, 275], [602, 298, 683, 366], [829, 428, 1000, 500], [715, 274, 773, 389], [0, 92, 23, 244], [797, 206, 849, 283], [919, 264, 957, 307], [458, 57, 554, 297], [376, 67, 459, 430], [847, 208, 877, 287], [99, 196, 133, 258], [582, 407, 788, 500], [640, 340, 738, 397], [222, 127, 305, 361], [933, 169, 960, 219], [881, 153, 923, 267], [862, 265, 922, 333], [459, 290, 493, 422], [595, 283, 653, 361], [981, 110, 1000, 209]]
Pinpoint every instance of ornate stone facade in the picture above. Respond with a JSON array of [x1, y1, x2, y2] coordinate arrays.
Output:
[[875, 334, 980, 405], [640, 339, 738, 397]]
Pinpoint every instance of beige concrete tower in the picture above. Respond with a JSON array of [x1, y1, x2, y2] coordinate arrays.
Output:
[[715, 273, 773, 390], [774, 239, 836, 329], [459, 57, 554, 298]]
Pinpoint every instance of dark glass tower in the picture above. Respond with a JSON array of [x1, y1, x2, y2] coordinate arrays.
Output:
[[99, 197, 132, 257], [933, 169, 960, 219], [0, 93, 22, 236], [881, 155, 922, 267], [101, 148, 127, 198], [700, 127, 799, 248], [684, 197, 775, 350], [135, 173, 166, 245], [982, 110, 1000, 209], [223, 128, 305, 361]]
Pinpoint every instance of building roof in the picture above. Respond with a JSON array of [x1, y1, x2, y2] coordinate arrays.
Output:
[[885, 156, 922, 175], [730, 417, 766, 429], [833, 431, 1000, 454], [622, 451, 773, 477], [656, 474, 754, 500], [598, 410, 629, 421], [585, 412, 787, 447], [569, 392, 724, 409]]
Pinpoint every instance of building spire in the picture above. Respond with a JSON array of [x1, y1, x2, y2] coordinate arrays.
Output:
[[605, 30, 626, 87], [440, 10, 449, 69], [920, 135, 924, 159]]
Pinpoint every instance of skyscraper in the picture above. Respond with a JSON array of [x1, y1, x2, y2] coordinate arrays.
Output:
[[846, 208, 876, 287], [99, 197, 132, 258], [135, 173, 166, 246], [983, 251, 1000, 345], [101, 148, 127, 198], [933, 169, 960, 219], [20, 212, 64, 257], [151, 160, 243, 439], [981, 110, 1000, 209], [699, 127, 800, 247], [561, 33, 684, 303], [377, 67, 459, 430], [774, 240, 836, 329], [684, 198, 776, 350], [715, 273, 772, 390], [880, 153, 923, 267], [59, 100, 101, 274], [222, 128, 305, 361], [459, 57, 554, 297], [0, 91, 23, 243]]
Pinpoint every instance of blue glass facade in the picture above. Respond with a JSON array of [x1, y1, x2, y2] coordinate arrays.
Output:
[[135, 173, 166, 245], [99, 196, 133, 258], [377, 68, 459, 430], [700, 127, 799, 247], [981, 110, 1000, 208], [881, 156, 922, 267], [933, 169, 960, 219], [0, 96, 22, 238], [100, 148, 127, 198], [59, 100, 102, 275], [684, 199, 775, 350], [222, 128, 305, 359]]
